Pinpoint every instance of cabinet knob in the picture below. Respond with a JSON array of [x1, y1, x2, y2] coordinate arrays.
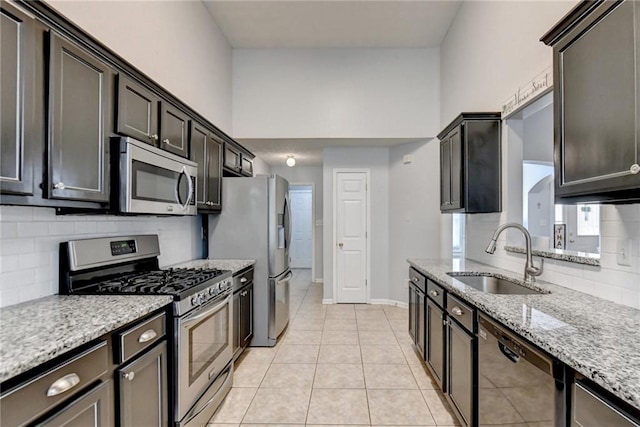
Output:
[[123, 372, 135, 381], [451, 306, 464, 316], [163, 138, 170, 144], [630, 164, 640, 175], [151, 133, 159, 141], [429, 290, 439, 297], [240, 277, 248, 283], [53, 182, 66, 190]]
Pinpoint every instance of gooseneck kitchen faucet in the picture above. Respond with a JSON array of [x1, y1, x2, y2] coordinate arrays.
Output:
[[485, 222, 543, 283]]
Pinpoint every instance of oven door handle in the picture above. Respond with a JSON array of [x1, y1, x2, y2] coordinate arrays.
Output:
[[182, 294, 230, 325]]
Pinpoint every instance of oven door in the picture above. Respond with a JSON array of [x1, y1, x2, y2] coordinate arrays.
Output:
[[119, 137, 197, 215], [177, 293, 233, 421]]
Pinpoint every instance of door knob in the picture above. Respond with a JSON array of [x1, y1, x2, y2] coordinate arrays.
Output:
[[338, 242, 343, 249]]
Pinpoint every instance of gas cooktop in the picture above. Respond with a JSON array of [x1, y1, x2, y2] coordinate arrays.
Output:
[[89, 268, 228, 295]]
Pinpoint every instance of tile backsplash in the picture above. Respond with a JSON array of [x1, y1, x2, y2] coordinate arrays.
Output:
[[465, 204, 640, 309], [0, 206, 202, 307]]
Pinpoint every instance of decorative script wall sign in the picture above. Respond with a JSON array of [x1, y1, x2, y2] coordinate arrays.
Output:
[[502, 66, 553, 119]]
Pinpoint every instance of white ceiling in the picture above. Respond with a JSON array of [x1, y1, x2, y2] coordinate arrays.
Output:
[[203, 1, 462, 49], [239, 137, 430, 167], [204, 1, 461, 166]]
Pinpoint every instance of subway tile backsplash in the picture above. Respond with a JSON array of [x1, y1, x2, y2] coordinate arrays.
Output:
[[465, 204, 640, 309], [0, 206, 202, 307]]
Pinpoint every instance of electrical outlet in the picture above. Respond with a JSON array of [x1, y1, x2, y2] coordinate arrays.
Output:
[[403, 154, 412, 164], [616, 239, 632, 266]]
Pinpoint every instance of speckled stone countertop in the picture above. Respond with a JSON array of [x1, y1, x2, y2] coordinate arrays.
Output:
[[504, 245, 600, 266], [408, 258, 640, 410], [0, 295, 172, 383], [170, 259, 256, 275]]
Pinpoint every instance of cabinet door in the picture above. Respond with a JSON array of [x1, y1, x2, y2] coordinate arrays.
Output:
[[48, 32, 112, 203], [224, 144, 241, 172], [233, 290, 241, 354], [118, 342, 168, 427], [426, 299, 445, 390], [447, 320, 474, 427], [116, 74, 159, 145], [555, 0, 640, 198], [416, 289, 425, 359], [240, 283, 254, 347], [207, 135, 223, 210], [190, 122, 209, 207], [240, 155, 253, 177], [160, 102, 189, 158], [449, 128, 462, 210], [440, 138, 451, 209], [408, 286, 417, 344], [36, 381, 111, 427], [1, 4, 37, 195]]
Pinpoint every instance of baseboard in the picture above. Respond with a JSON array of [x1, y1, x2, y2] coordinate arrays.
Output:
[[313, 278, 324, 283], [322, 299, 334, 304], [370, 299, 408, 309]]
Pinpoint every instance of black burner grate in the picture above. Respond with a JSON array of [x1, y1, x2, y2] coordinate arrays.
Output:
[[92, 268, 226, 295]]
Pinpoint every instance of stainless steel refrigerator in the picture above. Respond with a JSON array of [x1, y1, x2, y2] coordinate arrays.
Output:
[[208, 175, 291, 346]]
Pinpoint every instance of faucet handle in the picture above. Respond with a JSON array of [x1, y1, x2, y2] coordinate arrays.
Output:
[[527, 258, 544, 277]]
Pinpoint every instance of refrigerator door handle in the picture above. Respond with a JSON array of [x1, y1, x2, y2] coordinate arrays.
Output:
[[284, 194, 292, 250]]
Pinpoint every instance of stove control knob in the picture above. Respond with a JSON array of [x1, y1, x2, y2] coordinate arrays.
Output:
[[209, 287, 217, 296], [191, 296, 199, 306]]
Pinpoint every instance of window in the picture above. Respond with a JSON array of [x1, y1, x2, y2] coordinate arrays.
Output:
[[576, 204, 600, 236], [452, 213, 465, 258]]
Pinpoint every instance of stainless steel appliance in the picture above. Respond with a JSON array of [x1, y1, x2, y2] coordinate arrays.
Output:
[[477, 314, 566, 426], [209, 175, 291, 346], [112, 137, 197, 215], [59, 235, 233, 427], [572, 376, 640, 426]]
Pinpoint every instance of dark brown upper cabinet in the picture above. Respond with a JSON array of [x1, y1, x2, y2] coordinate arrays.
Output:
[[190, 121, 223, 212], [438, 113, 501, 214], [116, 74, 160, 146], [541, 0, 640, 203], [47, 32, 113, 204], [223, 143, 241, 175], [0, 3, 40, 196], [240, 155, 254, 177], [160, 102, 189, 158]]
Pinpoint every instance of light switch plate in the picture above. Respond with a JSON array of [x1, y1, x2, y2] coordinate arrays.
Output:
[[403, 155, 412, 164], [616, 239, 632, 266]]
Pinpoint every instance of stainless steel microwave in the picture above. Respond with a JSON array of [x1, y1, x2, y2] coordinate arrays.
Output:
[[113, 137, 197, 215]]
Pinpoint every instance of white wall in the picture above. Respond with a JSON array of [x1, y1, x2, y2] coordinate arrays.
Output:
[[389, 140, 442, 303], [322, 147, 389, 302], [440, 0, 640, 309], [251, 156, 273, 176], [233, 48, 440, 139], [0, 206, 201, 307], [272, 166, 324, 281], [45, 0, 233, 133]]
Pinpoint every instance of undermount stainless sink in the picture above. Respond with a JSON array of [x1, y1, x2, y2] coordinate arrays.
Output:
[[447, 273, 546, 295]]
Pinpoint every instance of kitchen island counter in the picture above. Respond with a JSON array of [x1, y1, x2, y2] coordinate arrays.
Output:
[[0, 294, 172, 383], [408, 258, 640, 411]]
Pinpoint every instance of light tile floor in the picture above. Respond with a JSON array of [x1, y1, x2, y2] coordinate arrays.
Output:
[[209, 269, 460, 426]]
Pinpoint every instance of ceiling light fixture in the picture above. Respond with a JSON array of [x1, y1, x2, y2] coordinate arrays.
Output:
[[286, 155, 296, 167]]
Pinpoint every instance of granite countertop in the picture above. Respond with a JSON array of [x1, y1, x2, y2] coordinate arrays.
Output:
[[408, 258, 640, 410], [171, 259, 256, 275], [0, 295, 172, 383]]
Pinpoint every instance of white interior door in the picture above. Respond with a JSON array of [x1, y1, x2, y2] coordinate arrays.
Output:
[[335, 171, 368, 303], [290, 187, 313, 268]]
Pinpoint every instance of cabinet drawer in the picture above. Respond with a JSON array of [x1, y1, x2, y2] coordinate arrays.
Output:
[[426, 279, 445, 308], [409, 268, 426, 293], [0, 341, 109, 426], [233, 268, 254, 292], [446, 294, 474, 333], [116, 312, 165, 364]]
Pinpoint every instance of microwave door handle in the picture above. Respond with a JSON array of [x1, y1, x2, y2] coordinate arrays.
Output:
[[176, 167, 194, 209]]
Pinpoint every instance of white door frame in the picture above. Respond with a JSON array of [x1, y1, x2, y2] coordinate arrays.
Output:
[[332, 168, 371, 304], [290, 182, 315, 280]]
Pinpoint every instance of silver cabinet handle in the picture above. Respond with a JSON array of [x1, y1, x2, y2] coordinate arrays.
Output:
[[163, 138, 170, 144], [150, 133, 159, 141], [53, 182, 65, 190], [630, 164, 640, 175], [47, 373, 80, 397], [240, 277, 248, 283], [123, 372, 135, 381], [138, 329, 158, 343], [241, 291, 247, 297], [451, 306, 464, 316], [412, 277, 419, 283], [429, 290, 439, 297]]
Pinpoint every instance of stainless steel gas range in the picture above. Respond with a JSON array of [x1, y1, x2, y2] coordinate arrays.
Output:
[[59, 234, 233, 427]]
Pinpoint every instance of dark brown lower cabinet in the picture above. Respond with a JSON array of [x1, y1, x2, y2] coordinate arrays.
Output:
[[446, 318, 475, 427], [36, 381, 112, 427], [117, 341, 168, 427], [408, 281, 426, 358], [426, 298, 445, 390], [234, 281, 254, 358]]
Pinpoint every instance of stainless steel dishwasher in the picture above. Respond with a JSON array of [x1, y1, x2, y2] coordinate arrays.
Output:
[[477, 314, 566, 426]]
